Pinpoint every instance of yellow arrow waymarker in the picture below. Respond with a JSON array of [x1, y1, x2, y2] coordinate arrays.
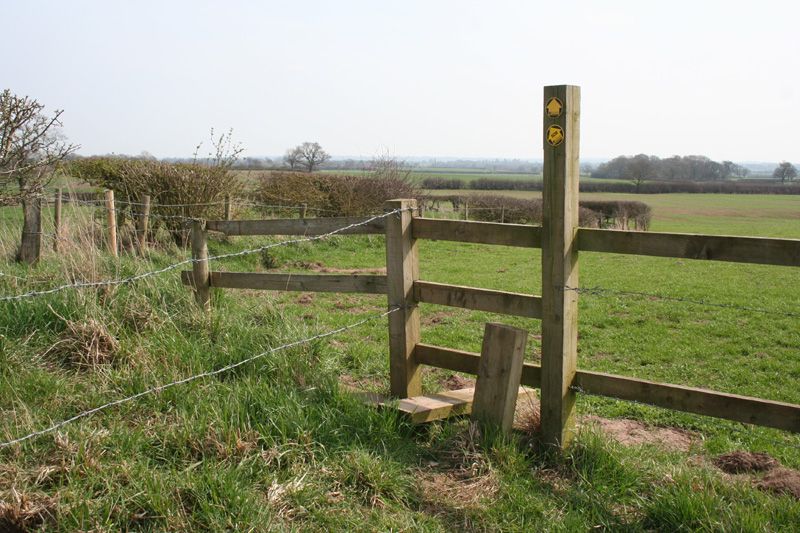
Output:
[[546, 97, 563, 118], [546, 125, 564, 146]]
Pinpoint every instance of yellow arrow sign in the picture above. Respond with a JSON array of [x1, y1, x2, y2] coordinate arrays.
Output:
[[545, 97, 563, 118], [546, 125, 564, 147]]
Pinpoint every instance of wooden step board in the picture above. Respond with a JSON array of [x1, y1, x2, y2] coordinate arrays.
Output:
[[355, 386, 537, 424]]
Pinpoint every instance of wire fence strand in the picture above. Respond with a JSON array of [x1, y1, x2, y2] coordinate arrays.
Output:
[[0, 209, 404, 303], [0, 306, 399, 449]]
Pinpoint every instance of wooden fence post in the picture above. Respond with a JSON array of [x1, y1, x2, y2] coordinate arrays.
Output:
[[53, 188, 62, 252], [540, 84, 581, 449], [472, 323, 528, 434], [105, 190, 118, 257], [136, 194, 150, 255], [464, 201, 469, 221], [17, 197, 42, 264], [191, 219, 211, 311], [385, 198, 422, 398], [224, 195, 232, 221], [300, 203, 307, 219]]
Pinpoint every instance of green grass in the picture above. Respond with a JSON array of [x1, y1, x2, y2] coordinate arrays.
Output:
[[0, 195, 799, 530]]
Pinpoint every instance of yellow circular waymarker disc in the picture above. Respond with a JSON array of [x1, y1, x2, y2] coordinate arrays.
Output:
[[546, 125, 564, 147]]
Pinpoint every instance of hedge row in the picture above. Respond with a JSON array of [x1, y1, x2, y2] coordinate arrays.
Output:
[[421, 177, 800, 195]]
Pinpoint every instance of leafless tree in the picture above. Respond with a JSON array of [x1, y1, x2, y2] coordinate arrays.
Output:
[[773, 161, 798, 183], [292, 142, 330, 172], [283, 147, 302, 170], [624, 154, 656, 193], [0, 89, 78, 262]]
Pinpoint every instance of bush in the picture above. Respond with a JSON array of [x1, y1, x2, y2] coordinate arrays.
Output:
[[463, 194, 650, 229], [255, 171, 417, 217], [69, 157, 241, 246]]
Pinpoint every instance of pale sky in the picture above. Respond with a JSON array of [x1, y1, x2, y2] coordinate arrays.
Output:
[[3, 1, 798, 162]]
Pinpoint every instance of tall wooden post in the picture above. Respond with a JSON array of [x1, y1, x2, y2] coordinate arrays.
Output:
[[540, 84, 580, 449], [385, 199, 421, 398], [300, 203, 307, 219], [191, 219, 211, 311], [105, 190, 118, 257], [463, 201, 469, 221], [53, 188, 63, 252], [136, 194, 151, 255], [224, 195, 232, 221], [17, 197, 42, 264]]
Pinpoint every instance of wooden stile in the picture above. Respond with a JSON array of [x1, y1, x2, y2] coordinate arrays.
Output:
[[471, 323, 528, 434], [385, 199, 422, 398], [540, 84, 580, 449]]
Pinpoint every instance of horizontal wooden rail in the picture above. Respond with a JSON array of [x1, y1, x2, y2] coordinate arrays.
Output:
[[412, 218, 541, 247], [414, 281, 542, 318], [578, 228, 800, 267], [414, 343, 800, 433], [411, 218, 800, 267], [181, 271, 387, 294], [206, 217, 386, 236]]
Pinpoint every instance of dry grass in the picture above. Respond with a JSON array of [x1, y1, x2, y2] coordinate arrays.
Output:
[[43, 316, 120, 370]]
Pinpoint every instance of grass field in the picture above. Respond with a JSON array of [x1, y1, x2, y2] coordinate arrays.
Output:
[[0, 193, 799, 530]]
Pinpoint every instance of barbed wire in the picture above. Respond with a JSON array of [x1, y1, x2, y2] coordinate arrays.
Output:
[[0, 209, 405, 303], [0, 306, 400, 449], [562, 285, 800, 319]]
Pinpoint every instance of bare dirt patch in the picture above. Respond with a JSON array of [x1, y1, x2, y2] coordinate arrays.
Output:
[[296, 293, 314, 305], [756, 468, 800, 500], [581, 416, 695, 452], [440, 374, 474, 391], [713, 451, 779, 474], [421, 311, 454, 326]]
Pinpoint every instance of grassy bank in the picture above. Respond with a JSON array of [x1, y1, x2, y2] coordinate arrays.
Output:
[[0, 196, 798, 530]]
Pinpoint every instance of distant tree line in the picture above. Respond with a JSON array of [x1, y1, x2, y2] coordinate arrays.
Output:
[[592, 155, 751, 187]]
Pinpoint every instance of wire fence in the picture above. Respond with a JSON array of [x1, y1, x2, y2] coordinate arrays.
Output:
[[0, 306, 400, 448], [0, 209, 405, 302]]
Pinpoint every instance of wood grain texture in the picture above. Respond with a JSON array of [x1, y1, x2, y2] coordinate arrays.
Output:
[[472, 324, 528, 433], [412, 218, 541, 248], [136, 194, 150, 255], [579, 228, 800, 267], [540, 84, 581, 449], [190, 220, 210, 311], [105, 190, 118, 257], [385, 199, 422, 398], [414, 344, 800, 433], [414, 281, 542, 318], [207, 217, 386, 236], [181, 271, 387, 294]]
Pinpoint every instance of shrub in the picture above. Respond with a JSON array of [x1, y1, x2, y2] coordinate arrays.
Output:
[[463, 194, 650, 229], [70, 157, 241, 246], [255, 171, 417, 217]]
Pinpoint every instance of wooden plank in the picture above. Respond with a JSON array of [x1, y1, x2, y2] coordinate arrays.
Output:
[[190, 220, 211, 311], [414, 343, 542, 388], [573, 371, 800, 433], [578, 228, 800, 267], [472, 324, 528, 433], [385, 199, 422, 397], [181, 271, 387, 294], [414, 344, 800, 433], [361, 386, 537, 424], [414, 281, 542, 318], [540, 84, 581, 449], [412, 218, 541, 248], [206, 216, 386, 236]]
